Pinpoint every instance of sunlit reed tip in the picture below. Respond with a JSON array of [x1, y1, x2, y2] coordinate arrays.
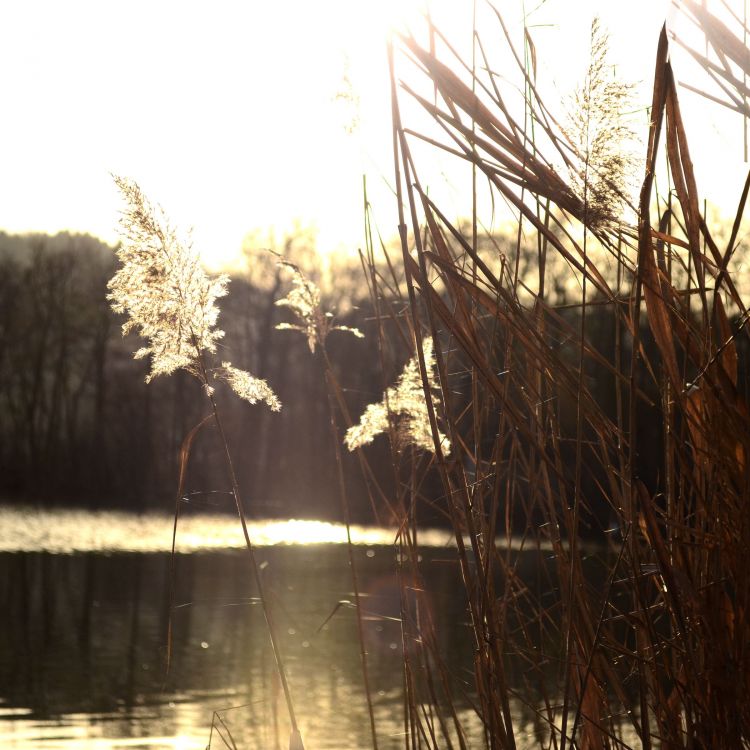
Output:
[[108, 175, 281, 410], [273, 253, 364, 352], [345, 337, 450, 454]]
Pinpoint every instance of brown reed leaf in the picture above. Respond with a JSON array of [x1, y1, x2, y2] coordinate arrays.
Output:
[[167, 414, 212, 675]]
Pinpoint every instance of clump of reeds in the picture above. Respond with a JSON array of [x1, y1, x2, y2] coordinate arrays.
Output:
[[367, 5, 750, 748]]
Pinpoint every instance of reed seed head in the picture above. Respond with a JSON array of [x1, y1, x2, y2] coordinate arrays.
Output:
[[109, 175, 281, 411], [274, 255, 363, 352], [214, 361, 281, 411], [564, 17, 637, 227], [108, 175, 228, 382], [345, 337, 450, 454]]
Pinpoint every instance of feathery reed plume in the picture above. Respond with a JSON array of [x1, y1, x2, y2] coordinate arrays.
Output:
[[345, 337, 449, 453], [564, 17, 637, 226], [108, 175, 227, 381], [214, 361, 281, 411], [109, 175, 280, 410], [274, 253, 363, 351]]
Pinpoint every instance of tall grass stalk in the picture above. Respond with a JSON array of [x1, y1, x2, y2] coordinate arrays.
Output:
[[109, 177, 303, 750], [272, 255, 379, 749]]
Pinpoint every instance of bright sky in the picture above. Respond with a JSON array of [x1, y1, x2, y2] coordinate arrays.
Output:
[[0, 0, 746, 268]]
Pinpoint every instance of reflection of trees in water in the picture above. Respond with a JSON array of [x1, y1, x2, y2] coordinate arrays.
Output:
[[0, 547, 566, 743], [0, 544, 645, 746]]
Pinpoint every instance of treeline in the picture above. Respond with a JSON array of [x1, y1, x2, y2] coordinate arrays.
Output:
[[0, 232, 393, 522], [4, 231, 747, 530]]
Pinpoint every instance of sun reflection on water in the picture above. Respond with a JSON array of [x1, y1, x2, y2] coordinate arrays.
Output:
[[0, 506, 459, 554]]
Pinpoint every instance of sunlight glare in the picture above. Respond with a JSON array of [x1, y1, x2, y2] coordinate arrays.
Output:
[[0, 0, 744, 268]]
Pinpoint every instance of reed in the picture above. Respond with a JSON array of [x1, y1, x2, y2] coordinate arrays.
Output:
[[109, 177, 304, 750], [272, 253, 380, 749], [365, 6, 750, 748]]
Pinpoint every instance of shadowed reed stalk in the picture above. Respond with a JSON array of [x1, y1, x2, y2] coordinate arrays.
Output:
[[108, 177, 304, 750], [561, 19, 636, 750], [354, 212, 471, 748], [271, 253, 381, 750]]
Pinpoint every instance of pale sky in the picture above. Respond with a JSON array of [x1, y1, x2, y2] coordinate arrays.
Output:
[[0, 0, 746, 268]]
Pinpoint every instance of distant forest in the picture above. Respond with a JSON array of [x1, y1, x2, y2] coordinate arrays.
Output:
[[0, 231, 390, 522], [4, 230, 750, 530]]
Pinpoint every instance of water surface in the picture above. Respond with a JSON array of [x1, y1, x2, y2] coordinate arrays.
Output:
[[0, 507, 481, 748], [0, 506, 567, 749]]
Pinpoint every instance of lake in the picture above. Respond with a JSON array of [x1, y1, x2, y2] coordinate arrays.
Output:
[[0, 506, 574, 749]]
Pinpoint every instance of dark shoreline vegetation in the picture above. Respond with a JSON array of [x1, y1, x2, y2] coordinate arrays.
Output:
[[3, 229, 737, 536], [0, 230, 405, 522], [5, 4, 750, 748]]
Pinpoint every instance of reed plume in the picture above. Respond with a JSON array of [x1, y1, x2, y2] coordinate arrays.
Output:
[[564, 17, 637, 226], [109, 175, 280, 410], [109, 176, 303, 749], [345, 337, 449, 453], [274, 253, 363, 352]]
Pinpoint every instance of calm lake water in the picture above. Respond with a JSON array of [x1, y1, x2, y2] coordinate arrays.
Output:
[[0, 506, 575, 749]]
